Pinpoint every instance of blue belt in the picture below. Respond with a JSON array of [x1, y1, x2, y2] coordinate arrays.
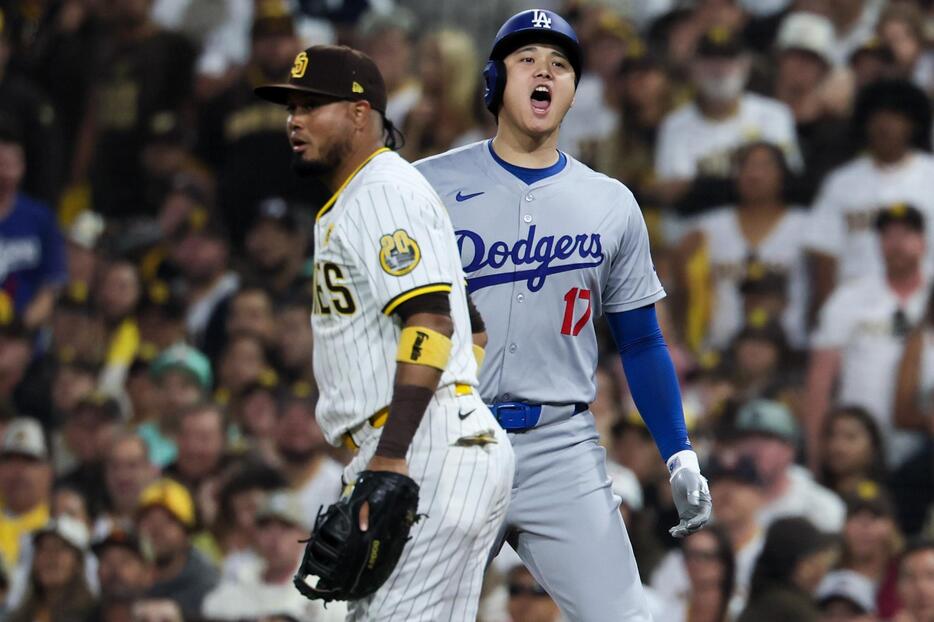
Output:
[[488, 401, 588, 431]]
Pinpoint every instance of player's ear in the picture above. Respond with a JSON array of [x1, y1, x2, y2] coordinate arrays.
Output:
[[350, 100, 371, 129]]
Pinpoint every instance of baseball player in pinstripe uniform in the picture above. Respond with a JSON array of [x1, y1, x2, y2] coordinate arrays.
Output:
[[255, 45, 514, 620], [416, 10, 712, 621]]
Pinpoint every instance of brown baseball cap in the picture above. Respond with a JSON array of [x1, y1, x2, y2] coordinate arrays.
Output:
[[254, 45, 387, 113]]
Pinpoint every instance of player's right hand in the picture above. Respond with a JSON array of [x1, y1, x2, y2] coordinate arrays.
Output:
[[667, 450, 712, 538]]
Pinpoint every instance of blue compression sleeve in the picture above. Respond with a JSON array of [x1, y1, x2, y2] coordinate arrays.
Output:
[[606, 304, 691, 461]]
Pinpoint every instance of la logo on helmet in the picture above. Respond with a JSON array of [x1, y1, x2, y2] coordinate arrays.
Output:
[[531, 10, 552, 28]]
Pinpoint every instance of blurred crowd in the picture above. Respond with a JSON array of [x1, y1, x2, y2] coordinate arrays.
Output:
[[4, 0, 934, 621]]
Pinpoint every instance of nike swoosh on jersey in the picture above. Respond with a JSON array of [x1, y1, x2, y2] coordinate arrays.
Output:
[[455, 191, 485, 202], [458, 408, 476, 420]]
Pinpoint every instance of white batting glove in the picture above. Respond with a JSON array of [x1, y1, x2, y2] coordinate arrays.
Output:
[[667, 450, 712, 538]]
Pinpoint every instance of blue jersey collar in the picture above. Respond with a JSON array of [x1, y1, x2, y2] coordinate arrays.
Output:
[[487, 140, 567, 185]]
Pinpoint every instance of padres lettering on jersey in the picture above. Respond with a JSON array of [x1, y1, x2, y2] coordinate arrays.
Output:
[[312, 149, 478, 445], [416, 141, 664, 405]]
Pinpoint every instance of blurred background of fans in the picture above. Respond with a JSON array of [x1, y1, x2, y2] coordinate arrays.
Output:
[[5, 0, 934, 620]]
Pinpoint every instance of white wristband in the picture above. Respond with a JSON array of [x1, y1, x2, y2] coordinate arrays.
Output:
[[667, 449, 700, 480]]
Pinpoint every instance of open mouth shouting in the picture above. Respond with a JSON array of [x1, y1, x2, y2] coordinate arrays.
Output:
[[290, 134, 309, 154], [530, 84, 552, 116]]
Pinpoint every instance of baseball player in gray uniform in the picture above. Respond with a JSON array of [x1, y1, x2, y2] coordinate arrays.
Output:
[[416, 10, 712, 621]]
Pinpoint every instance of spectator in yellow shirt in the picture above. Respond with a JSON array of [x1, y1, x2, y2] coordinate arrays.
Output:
[[0, 418, 51, 568]]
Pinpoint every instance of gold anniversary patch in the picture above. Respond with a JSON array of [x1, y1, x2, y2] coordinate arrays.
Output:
[[379, 229, 421, 276]]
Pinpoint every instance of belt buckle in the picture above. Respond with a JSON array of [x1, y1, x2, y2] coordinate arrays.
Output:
[[492, 402, 541, 430]]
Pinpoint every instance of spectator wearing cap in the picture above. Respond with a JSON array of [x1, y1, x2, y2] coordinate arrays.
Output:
[[674, 141, 809, 350], [733, 399, 845, 532], [274, 393, 342, 527], [6, 516, 95, 622], [807, 203, 932, 468], [196, 1, 329, 247], [48, 293, 107, 378], [594, 38, 682, 204], [356, 7, 420, 129], [709, 454, 768, 612], [168, 213, 240, 358], [839, 482, 903, 618], [654, 26, 801, 214], [805, 79, 934, 310], [141, 343, 212, 468], [848, 38, 898, 90], [213, 463, 286, 582], [217, 332, 272, 402], [163, 402, 231, 524], [819, 406, 886, 497], [726, 314, 799, 405], [136, 478, 219, 619], [90, 528, 153, 614], [202, 490, 346, 621], [69, 0, 197, 220], [225, 286, 277, 349], [243, 198, 313, 305], [0, 124, 67, 332], [57, 393, 122, 516], [739, 516, 839, 622], [896, 539, 934, 622], [96, 432, 158, 537], [273, 297, 314, 387], [653, 454, 765, 618], [232, 373, 281, 463], [817, 570, 878, 622], [136, 283, 187, 363], [63, 211, 104, 299], [0, 418, 51, 569], [772, 11, 855, 202]]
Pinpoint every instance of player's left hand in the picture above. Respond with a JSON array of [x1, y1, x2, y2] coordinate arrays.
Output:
[[666, 450, 712, 538]]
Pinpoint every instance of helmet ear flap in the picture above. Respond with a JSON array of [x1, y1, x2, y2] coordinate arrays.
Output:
[[482, 59, 507, 115]]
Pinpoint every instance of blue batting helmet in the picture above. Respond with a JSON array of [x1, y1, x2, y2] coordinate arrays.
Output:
[[482, 9, 582, 114]]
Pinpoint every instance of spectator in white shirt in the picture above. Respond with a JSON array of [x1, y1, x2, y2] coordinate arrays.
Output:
[[733, 399, 846, 533], [652, 453, 766, 618], [274, 392, 342, 524], [805, 80, 934, 312], [202, 489, 345, 620], [654, 27, 800, 214], [807, 204, 932, 468]]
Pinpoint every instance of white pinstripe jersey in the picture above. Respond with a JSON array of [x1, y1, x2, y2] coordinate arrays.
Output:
[[311, 148, 478, 445]]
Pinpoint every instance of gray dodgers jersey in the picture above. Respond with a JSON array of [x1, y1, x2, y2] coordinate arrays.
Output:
[[416, 141, 665, 405]]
